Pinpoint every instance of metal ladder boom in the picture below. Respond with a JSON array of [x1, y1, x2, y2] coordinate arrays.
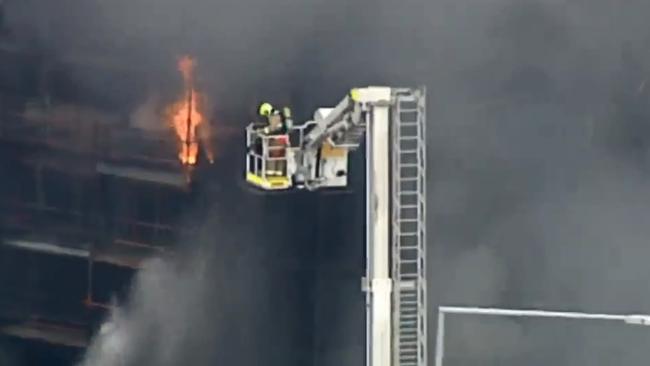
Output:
[[391, 87, 427, 366]]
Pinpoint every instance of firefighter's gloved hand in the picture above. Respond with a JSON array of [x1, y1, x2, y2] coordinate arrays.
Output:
[[283, 107, 292, 118]]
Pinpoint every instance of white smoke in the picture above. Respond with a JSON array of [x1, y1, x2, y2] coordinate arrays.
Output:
[[129, 94, 165, 132], [79, 251, 215, 366]]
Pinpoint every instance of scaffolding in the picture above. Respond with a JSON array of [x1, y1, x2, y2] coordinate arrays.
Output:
[[0, 100, 194, 346]]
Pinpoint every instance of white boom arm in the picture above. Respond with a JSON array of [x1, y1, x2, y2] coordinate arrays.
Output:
[[293, 87, 392, 190]]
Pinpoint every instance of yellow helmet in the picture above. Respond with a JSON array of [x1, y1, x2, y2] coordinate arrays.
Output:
[[259, 102, 273, 117]]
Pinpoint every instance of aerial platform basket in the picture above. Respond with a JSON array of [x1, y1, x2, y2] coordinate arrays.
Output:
[[245, 125, 292, 190]]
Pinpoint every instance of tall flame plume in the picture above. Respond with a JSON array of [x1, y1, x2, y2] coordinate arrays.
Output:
[[168, 55, 210, 166]]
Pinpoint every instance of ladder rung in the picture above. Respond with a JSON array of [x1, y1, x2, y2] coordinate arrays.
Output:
[[399, 297, 418, 302], [398, 325, 418, 330], [399, 149, 419, 153], [399, 301, 418, 305], [398, 244, 420, 249], [400, 190, 419, 195], [399, 260, 418, 264], [399, 330, 418, 336], [399, 326, 418, 331], [399, 177, 419, 182], [398, 275, 418, 280], [399, 358, 418, 363], [399, 328, 418, 334], [400, 307, 418, 312], [400, 163, 419, 168], [398, 299, 418, 303], [398, 219, 419, 223], [397, 96, 417, 102], [398, 337, 419, 343], [400, 136, 419, 141], [398, 290, 418, 296], [399, 298, 419, 303], [399, 331, 419, 336], [399, 335, 419, 340], [400, 337, 418, 342], [399, 325, 418, 331], [397, 243, 420, 250], [400, 314, 418, 319], [399, 273, 419, 277], [401, 204, 418, 208], [398, 296, 419, 302], [398, 292, 418, 297], [399, 267, 419, 271], [400, 312, 419, 317], [399, 357, 418, 362], [399, 342, 419, 347], [397, 292, 418, 297], [399, 270, 419, 275], [399, 122, 419, 127], [400, 311, 418, 316], [399, 350, 418, 355]]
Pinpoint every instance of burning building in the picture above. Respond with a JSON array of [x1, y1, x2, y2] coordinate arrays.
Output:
[[0, 40, 221, 366]]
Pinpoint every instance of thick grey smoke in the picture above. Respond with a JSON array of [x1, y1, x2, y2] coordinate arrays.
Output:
[[426, 1, 650, 364], [7, 0, 650, 365]]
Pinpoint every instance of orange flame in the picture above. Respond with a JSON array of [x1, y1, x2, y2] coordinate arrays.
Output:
[[168, 55, 208, 166]]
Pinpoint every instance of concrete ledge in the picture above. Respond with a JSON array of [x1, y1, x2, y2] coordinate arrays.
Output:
[[96, 161, 188, 188], [1, 320, 89, 348]]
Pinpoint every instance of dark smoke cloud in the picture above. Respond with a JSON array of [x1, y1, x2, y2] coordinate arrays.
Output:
[[7, 0, 650, 365], [0, 343, 17, 365]]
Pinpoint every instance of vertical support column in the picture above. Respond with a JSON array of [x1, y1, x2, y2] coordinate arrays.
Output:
[[434, 310, 445, 366], [367, 101, 392, 366]]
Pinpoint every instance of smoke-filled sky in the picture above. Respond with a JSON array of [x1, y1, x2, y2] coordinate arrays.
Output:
[[6, 0, 650, 365]]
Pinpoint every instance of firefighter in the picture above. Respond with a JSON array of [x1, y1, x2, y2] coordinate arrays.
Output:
[[258, 102, 287, 134], [257, 102, 290, 176]]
